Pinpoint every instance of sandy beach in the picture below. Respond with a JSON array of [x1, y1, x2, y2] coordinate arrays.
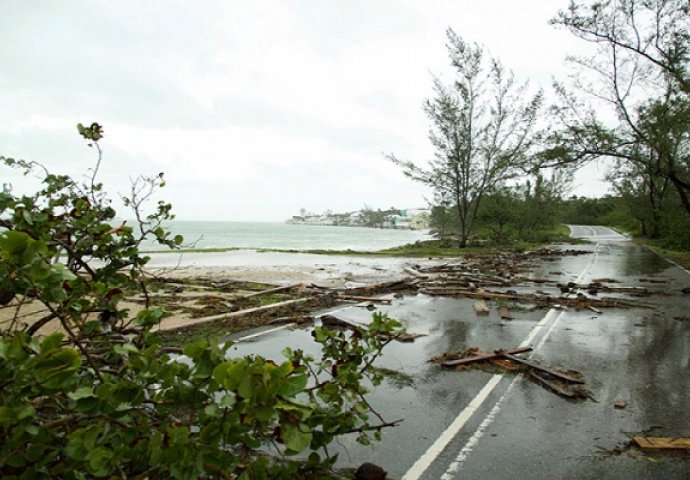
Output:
[[1, 250, 441, 336]]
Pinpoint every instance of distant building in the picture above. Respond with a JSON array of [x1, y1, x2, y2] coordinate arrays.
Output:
[[286, 208, 429, 229]]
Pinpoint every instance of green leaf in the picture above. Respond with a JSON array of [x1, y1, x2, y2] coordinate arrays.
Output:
[[277, 373, 308, 397], [0, 406, 15, 425], [133, 308, 164, 327], [40, 333, 65, 353], [238, 375, 254, 398], [68, 386, 95, 401], [87, 447, 112, 476], [204, 404, 220, 418], [0, 230, 31, 255], [34, 347, 81, 389], [219, 393, 235, 408], [281, 422, 312, 453]]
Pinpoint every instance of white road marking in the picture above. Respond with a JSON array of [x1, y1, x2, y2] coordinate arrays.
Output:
[[403, 242, 600, 480], [439, 377, 520, 479], [401, 375, 504, 480]]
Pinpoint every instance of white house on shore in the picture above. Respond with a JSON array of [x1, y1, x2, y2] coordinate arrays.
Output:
[[287, 208, 430, 230], [383, 209, 430, 230]]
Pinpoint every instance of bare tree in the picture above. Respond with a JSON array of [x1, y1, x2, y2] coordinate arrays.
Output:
[[388, 29, 543, 247]]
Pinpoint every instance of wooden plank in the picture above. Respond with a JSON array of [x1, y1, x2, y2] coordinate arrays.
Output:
[[319, 314, 363, 329], [403, 267, 428, 278], [528, 370, 577, 398], [440, 346, 533, 367], [474, 300, 490, 315], [499, 353, 585, 384], [242, 283, 303, 298], [633, 437, 690, 451], [498, 307, 513, 320], [337, 295, 392, 304], [158, 298, 309, 332]]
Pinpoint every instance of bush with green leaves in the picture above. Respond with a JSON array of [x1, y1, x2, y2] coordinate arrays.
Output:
[[0, 124, 402, 479]]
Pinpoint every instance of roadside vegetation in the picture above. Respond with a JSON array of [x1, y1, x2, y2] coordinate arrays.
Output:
[[0, 126, 403, 479]]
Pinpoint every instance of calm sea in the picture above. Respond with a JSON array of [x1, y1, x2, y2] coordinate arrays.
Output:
[[146, 221, 430, 252]]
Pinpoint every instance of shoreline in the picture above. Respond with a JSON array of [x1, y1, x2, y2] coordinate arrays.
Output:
[[145, 249, 434, 288]]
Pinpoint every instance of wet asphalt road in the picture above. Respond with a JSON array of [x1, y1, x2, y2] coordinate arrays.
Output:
[[229, 226, 690, 479]]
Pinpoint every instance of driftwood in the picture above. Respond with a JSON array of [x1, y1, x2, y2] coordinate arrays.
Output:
[[337, 295, 392, 304], [438, 346, 533, 367], [403, 267, 428, 278], [633, 437, 690, 452], [319, 314, 363, 329], [420, 287, 652, 310], [159, 298, 310, 332], [241, 283, 304, 299], [498, 353, 584, 384], [528, 370, 587, 398], [473, 300, 490, 315]]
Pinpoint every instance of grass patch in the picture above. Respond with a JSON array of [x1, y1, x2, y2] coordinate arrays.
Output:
[[635, 240, 690, 271]]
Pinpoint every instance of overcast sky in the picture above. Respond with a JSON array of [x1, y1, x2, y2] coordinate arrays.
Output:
[[1, 0, 609, 221]]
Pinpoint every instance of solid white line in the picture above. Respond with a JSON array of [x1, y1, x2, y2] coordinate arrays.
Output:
[[402, 242, 601, 480], [401, 374, 504, 480], [440, 377, 520, 479]]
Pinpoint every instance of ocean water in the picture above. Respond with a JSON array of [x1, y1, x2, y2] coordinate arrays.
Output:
[[148, 221, 431, 252]]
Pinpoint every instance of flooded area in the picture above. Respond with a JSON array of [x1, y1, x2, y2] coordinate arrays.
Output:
[[210, 227, 690, 479]]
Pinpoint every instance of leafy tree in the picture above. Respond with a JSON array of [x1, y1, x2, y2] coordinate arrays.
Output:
[[475, 170, 572, 243], [389, 29, 543, 247], [558, 195, 616, 225], [358, 205, 400, 228], [475, 187, 518, 243], [544, 0, 690, 220], [0, 125, 402, 479], [606, 155, 672, 237]]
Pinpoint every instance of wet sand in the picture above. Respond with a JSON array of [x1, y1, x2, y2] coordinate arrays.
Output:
[[2, 250, 439, 335], [146, 249, 431, 287]]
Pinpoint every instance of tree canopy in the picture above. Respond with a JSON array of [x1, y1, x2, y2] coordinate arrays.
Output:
[[389, 29, 543, 247]]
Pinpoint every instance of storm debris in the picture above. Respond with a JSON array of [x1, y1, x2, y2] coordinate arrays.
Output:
[[318, 314, 424, 343], [433, 346, 591, 400], [419, 286, 652, 311], [633, 437, 690, 452], [432, 346, 533, 367], [474, 300, 490, 315], [319, 314, 362, 330]]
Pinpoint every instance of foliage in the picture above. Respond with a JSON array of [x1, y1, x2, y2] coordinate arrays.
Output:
[[389, 28, 543, 247], [558, 196, 617, 226], [0, 125, 402, 478], [358, 205, 400, 228], [427, 170, 572, 245], [544, 0, 690, 249]]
